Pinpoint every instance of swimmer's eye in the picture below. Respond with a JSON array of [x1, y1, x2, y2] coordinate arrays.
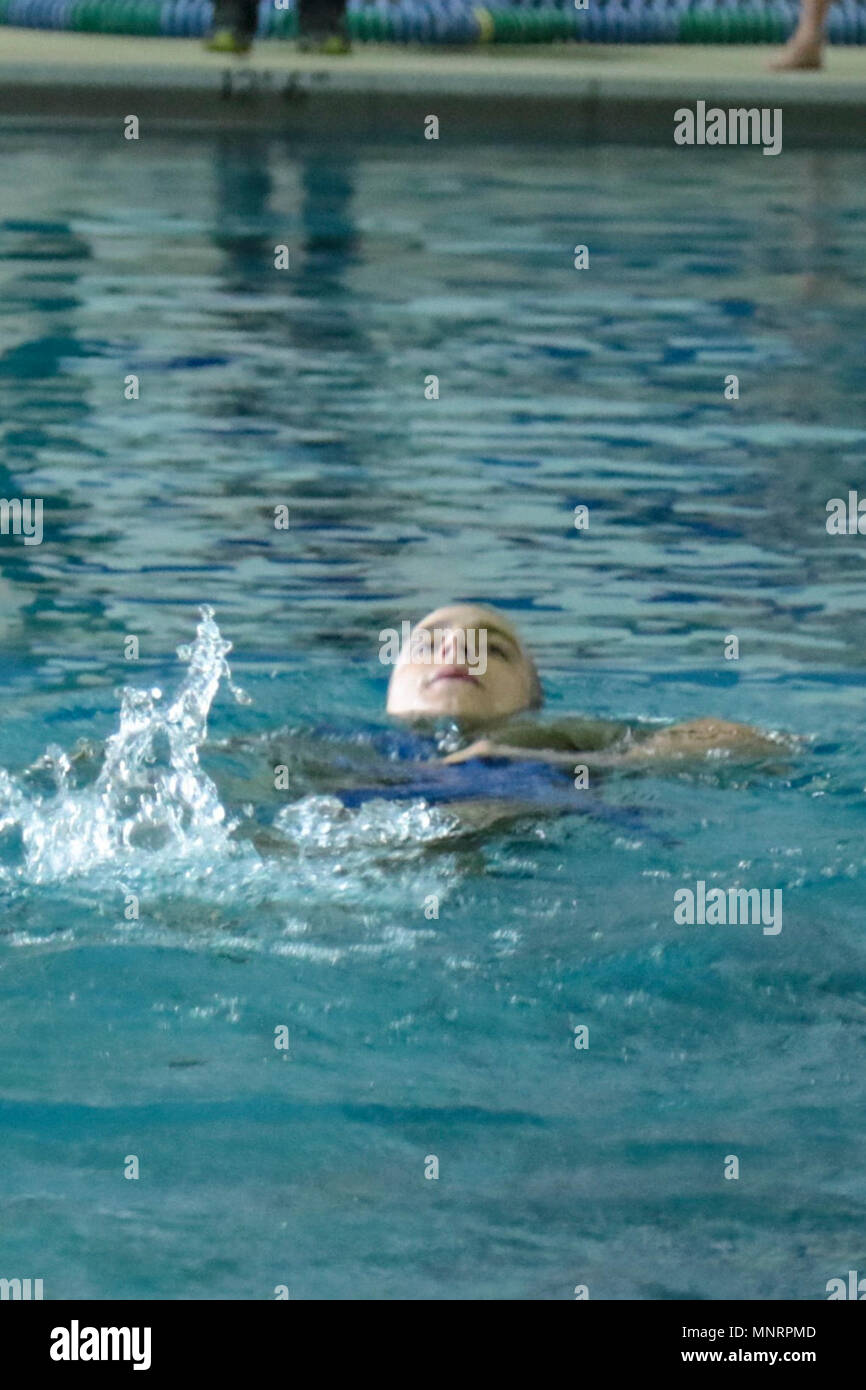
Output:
[[489, 643, 510, 660]]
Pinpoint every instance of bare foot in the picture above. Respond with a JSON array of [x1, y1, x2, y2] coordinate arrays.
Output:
[[768, 33, 823, 70]]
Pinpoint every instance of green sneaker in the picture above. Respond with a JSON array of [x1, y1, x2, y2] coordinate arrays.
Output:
[[296, 33, 352, 54], [205, 29, 252, 53], [318, 34, 351, 53]]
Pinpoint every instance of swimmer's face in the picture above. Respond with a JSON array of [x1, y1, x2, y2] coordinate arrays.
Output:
[[385, 604, 540, 724]]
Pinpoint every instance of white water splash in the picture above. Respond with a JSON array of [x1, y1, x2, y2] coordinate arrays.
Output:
[[0, 610, 466, 897], [2, 608, 246, 884], [274, 794, 460, 851]]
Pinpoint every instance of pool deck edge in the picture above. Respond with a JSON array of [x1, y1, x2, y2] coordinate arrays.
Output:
[[2, 31, 866, 143]]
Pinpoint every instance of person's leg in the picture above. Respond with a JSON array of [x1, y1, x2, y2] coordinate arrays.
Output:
[[770, 0, 834, 69], [207, 0, 257, 51], [239, 0, 259, 41], [297, 0, 350, 48]]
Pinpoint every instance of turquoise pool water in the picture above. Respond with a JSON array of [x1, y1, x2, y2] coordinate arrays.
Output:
[[1, 131, 866, 1300]]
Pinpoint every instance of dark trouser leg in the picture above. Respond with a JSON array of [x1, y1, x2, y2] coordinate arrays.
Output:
[[297, 0, 348, 38], [213, 0, 259, 39]]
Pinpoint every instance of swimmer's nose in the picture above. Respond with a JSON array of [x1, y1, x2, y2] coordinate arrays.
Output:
[[437, 628, 463, 664]]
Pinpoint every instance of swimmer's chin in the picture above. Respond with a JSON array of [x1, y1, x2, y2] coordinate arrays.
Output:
[[387, 695, 524, 728], [390, 703, 491, 726]]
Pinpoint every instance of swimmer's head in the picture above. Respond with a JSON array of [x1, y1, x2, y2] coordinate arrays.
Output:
[[385, 603, 542, 725]]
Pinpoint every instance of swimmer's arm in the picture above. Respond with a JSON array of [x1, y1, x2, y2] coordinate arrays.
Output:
[[442, 719, 786, 767], [617, 718, 787, 762], [441, 739, 624, 767]]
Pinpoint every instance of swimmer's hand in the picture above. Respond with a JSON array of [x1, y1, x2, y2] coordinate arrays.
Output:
[[442, 739, 505, 764], [616, 718, 787, 763]]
